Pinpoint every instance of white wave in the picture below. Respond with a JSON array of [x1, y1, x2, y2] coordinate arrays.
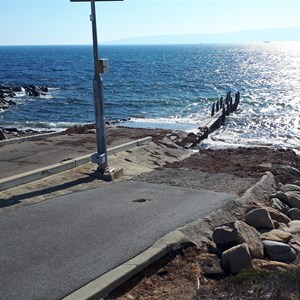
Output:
[[39, 94, 53, 99], [201, 126, 300, 155], [121, 116, 204, 132], [14, 88, 26, 97], [18, 121, 84, 131]]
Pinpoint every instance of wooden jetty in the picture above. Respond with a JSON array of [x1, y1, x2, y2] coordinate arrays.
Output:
[[182, 91, 240, 149]]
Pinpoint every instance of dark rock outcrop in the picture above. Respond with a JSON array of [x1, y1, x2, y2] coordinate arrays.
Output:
[[24, 85, 48, 97], [0, 128, 7, 140], [0, 84, 49, 112]]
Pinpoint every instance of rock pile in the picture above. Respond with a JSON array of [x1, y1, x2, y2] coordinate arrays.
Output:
[[211, 183, 300, 275]]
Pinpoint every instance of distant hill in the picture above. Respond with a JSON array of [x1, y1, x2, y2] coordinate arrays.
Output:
[[105, 27, 300, 45]]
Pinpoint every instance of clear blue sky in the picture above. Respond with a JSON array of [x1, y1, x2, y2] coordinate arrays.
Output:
[[1, 0, 300, 45]]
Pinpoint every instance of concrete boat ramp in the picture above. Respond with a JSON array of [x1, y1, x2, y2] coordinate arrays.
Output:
[[0, 181, 236, 299]]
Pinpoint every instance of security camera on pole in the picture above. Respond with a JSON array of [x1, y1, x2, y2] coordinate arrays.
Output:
[[70, 0, 123, 180]]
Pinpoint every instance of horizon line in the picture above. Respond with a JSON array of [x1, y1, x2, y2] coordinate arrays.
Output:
[[1, 40, 300, 47], [1, 26, 300, 47]]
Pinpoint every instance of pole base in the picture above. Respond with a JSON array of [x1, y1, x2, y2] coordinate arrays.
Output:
[[91, 167, 123, 182]]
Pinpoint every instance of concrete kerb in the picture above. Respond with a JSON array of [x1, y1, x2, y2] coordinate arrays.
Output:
[[0, 131, 62, 146], [63, 230, 189, 300], [0, 136, 152, 191], [64, 172, 277, 300]]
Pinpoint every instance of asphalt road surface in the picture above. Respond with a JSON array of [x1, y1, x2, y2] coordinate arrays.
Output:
[[0, 181, 236, 299]]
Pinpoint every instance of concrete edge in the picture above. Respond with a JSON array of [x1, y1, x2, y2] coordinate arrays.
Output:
[[64, 172, 278, 300], [63, 230, 189, 300], [0, 136, 152, 191], [239, 171, 277, 203], [0, 131, 62, 145]]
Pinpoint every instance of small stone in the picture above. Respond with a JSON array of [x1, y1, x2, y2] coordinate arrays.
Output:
[[280, 184, 300, 193], [222, 243, 253, 274], [199, 254, 224, 276], [263, 240, 297, 262], [288, 208, 300, 220], [245, 208, 274, 229], [260, 229, 292, 243]]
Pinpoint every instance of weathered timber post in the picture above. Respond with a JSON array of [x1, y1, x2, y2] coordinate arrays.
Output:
[[211, 102, 215, 117], [216, 99, 220, 112], [220, 97, 223, 109], [229, 96, 233, 113], [226, 92, 231, 104], [234, 91, 240, 111], [226, 101, 230, 116], [221, 104, 226, 124]]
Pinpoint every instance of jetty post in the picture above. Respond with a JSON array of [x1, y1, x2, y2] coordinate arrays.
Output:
[[70, 0, 123, 177]]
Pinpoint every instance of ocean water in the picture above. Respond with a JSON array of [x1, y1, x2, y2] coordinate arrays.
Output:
[[0, 43, 299, 151]]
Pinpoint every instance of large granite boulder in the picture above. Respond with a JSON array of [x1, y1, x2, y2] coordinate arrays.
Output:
[[265, 206, 291, 224], [272, 191, 300, 209], [289, 235, 300, 254], [285, 192, 300, 209], [270, 191, 290, 205], [284, 220, 300, 234], [222, 243, 253, 274], [288, 208, 300, 220], [270, 197, 290, 214], [212, 220, 264, 258], [245, 208, 275, 229], [263, 240, 297, 262]]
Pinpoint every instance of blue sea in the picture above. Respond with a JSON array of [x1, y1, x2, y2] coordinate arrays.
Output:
[[0, 43, 299, 151]]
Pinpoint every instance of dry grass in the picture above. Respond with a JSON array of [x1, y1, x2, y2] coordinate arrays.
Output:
[[196, 268, 300, 300]]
